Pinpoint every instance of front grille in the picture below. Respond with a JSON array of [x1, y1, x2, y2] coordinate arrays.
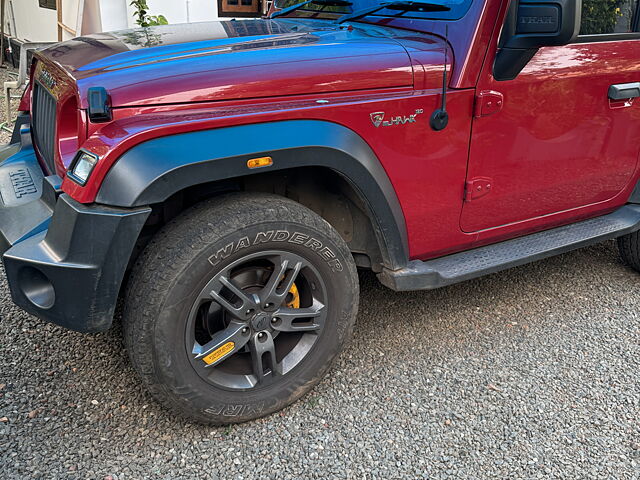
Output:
[[31, 82, 57, 174]]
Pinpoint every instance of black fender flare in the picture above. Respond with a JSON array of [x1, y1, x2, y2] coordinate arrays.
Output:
[[96, 120, 409, 269]]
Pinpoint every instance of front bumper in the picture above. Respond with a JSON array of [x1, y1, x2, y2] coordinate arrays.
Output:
[[0, 125, 150, 332]]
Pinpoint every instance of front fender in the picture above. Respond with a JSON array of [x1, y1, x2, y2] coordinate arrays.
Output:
[[96, 120, 408, 270]]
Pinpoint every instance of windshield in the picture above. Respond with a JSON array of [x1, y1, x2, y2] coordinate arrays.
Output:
[[273, 0, 472, 20]]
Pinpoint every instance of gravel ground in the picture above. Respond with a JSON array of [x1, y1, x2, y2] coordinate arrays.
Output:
[[0, 68, 639, 479], [0, 66, 22, 144]]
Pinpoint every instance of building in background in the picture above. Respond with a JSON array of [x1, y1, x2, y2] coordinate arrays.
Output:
[[4, 0, 272, 45]]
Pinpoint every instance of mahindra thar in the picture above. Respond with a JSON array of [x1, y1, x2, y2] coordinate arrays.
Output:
[[0, 0, 638, 423]]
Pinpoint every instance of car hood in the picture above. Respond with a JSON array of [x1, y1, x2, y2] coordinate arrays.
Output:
[[37, 19, 422, 108]]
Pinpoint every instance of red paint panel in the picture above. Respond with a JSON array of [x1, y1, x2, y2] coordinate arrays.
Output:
[[42, 23, 414, 108], [82, 44, 413, 108], [462, 40, 640, 233], [61, 86, 474, 259], [41, 14, 488, 261], [18, 84, 31, 112]]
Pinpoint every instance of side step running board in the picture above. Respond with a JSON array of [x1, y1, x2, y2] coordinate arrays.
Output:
[[379, 205, 640, 291]]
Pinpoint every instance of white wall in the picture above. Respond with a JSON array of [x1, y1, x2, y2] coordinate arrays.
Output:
[[60, 0, 83, 40], [7, 0, 58, 42], [126, 0, 220, 28], [7, 0, 90, 42], [6, 0, 225, 43], [99, 0, 130, 32]]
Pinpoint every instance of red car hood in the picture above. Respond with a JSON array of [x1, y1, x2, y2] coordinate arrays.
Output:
[[36, 19, 419, 108]]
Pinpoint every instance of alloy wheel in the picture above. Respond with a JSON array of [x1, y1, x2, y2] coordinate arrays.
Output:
[[185, 250, 328, 390]]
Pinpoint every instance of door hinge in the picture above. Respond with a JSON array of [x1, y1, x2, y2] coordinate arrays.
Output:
[[474, 90, 504, 118], [465, 177, 493, 201]]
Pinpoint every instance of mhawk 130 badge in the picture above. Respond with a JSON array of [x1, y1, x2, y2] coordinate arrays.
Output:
[[370, 109, 423, 127]]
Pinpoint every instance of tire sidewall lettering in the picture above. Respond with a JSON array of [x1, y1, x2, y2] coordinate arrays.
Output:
[[208, 229, 344, 272], [204, 402, 266, 417]]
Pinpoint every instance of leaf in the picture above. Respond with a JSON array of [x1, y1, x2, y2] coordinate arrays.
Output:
[[148, 15, 169, 26]]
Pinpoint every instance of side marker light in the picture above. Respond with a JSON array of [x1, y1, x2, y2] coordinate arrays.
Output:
[[247, 156, 273, 169]]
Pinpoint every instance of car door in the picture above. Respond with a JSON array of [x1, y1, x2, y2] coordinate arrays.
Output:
[[460, 0, 640, 233]]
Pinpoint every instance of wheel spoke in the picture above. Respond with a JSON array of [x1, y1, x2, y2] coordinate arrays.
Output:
[[193, 320, 250, 368], [277, 260, 302, 301], [272, 299, 325, 332], [249, 331, 280, 384], [186, 248, 329, 391], [260, 255, 303, 307], [209, 275, 258, 319], [260, 257, 289, 304]]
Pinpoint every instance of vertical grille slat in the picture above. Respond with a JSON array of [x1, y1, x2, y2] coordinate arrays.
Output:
[[31, 82, 57, 174]]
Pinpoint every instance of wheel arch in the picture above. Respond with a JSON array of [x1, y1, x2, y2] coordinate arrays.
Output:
[[96, 120, 409, 270]]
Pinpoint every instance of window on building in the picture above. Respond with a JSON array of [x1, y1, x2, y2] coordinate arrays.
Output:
[[580, 0, 639, 35], [218, 0, 261, 17], [39, 0, 56, 10]]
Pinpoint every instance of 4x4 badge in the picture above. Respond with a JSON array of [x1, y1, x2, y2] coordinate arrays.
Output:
[[370, 109, 423, 127]]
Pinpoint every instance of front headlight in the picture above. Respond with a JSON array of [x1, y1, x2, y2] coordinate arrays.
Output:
[[68, 151, 99, 186]]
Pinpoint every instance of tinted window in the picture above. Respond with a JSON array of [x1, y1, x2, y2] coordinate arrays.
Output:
[[273, 0, 473, 20], [580, 0, 639, 35], [275, 0, 351, 12]]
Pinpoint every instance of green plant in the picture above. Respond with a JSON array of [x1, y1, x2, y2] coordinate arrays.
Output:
[[130, 0, 168, 28], [580, 0, 629, 35]]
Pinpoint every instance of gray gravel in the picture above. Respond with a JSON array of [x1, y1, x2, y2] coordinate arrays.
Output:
[[2, 242, 640, 479], [0, 67, 639, 479], [0, 65, 22, 145]]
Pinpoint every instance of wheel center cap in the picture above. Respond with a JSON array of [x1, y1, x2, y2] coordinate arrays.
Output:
[[251, 313, 271, 331]]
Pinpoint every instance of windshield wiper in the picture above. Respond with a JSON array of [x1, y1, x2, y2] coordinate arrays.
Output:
[[336, 0, 450, 24], [271, 0, 353, 19]]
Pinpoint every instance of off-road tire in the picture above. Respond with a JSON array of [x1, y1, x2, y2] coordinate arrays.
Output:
[[617, 231, 640, 272], [123, 193, 359, 424]]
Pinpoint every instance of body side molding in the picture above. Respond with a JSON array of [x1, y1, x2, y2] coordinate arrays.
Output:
[[96, 120, 408, 269]]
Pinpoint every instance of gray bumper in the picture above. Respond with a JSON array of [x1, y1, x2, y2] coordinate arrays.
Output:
[[0, 126, 150, 332]]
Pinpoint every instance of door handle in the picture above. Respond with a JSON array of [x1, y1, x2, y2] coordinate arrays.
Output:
[[608, 82, 640, 101]]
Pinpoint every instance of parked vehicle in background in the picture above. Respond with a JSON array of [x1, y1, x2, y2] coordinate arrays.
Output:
[[0, 0, 638, 424]]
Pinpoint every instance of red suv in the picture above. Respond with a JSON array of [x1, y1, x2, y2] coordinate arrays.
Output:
[[0, 0, 638, 423]]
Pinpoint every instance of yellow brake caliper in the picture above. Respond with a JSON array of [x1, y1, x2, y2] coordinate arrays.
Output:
[[287, 283, 300, 309]]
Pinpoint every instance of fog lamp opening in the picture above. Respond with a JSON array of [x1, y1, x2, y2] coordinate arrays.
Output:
[[18, 266, 55, 310]]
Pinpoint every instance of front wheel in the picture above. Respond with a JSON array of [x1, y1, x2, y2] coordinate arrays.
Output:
[[123, 193, 359, 424]]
